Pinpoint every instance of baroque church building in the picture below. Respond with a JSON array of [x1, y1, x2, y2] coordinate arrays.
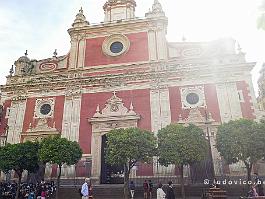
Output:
[[0, 0, 263, 183]]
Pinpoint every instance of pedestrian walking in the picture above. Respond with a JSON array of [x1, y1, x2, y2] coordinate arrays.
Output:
[[157, 183, 166, 199], [129, 181, 135, 198], [166, 181, 175, 199], [81, 178, 90, 199], [143, 180, 149, 199]]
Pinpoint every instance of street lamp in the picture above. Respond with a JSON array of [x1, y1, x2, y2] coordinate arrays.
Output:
[[204, 108, 215, 180]]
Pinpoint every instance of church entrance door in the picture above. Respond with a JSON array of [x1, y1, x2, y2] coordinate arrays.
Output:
[[100, 134, 124, 184]]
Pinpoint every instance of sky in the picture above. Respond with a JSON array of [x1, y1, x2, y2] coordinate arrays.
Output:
[[0, 0, 264, 95]]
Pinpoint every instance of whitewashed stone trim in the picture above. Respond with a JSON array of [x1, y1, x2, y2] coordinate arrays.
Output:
[[7, 100, 27, 144], [216, 82, 242, 123], [61, 95, 82, 142]]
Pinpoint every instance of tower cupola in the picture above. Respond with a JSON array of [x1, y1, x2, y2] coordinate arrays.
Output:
[[103, 0, 136, 22]]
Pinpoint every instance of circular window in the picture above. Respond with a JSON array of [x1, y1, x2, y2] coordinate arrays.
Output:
[[110, 42, 124, 54], [102, 34, 130, 57], [186, 93, 200, 105], [40, 104, 52, 115]]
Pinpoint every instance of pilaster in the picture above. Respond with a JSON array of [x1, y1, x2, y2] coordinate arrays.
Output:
[[216, 82, 242, 123], [77, 39, 86, 69], [156, 29, 167, 60], [147, 30, 157, 61], [150, 87, 172, 176], [61, 88, 82, 142], [6, 99, 27, 144], [69, 38, 79, 70]]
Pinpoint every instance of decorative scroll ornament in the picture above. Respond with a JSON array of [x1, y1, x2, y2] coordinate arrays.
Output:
[[39, 62, 57, 72]]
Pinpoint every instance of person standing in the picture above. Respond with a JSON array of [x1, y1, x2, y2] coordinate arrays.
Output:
[[166, 181, 175, 199], [143, 180, 148, 199], [81, 178, 90, 199], [129, 181, 135, 198], [157, 183, 166, 199], [148, 180, 153, 199]]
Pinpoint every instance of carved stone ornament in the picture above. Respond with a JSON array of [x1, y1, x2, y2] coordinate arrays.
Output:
[[34, 98, 55, 118], [178, 108, 215, 125], [89, 91, 140, 133], [39, 62, 57, 72], [22, 118, 60, 142], [181, 86, 205, 109], [65, 85, 82, 97]]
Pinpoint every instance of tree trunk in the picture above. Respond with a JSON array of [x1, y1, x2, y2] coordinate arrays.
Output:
[[179, 165, 186, 199], [15, 172, 22, 199], [56, 165, 62, 199], [38, 162, 46, 182], [123, 164, 130, 199], [244, 161, 253, 182]]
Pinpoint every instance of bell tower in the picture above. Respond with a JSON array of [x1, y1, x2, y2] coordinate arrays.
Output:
[[103, 0, 136, 22]]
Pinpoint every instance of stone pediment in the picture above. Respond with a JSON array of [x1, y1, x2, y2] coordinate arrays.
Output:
[[22, 118, 60, 142], [91, 92, 140, 120], [89, 92, 140, 131]]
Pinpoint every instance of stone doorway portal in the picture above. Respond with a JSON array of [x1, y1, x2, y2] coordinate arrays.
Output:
[[89, 92, 140, 184]]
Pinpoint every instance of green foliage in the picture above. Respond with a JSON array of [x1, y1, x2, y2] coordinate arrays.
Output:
[[38, 136, 82, 166], [157, 124, 208, 167], [216, 119, 265, 165], [106, 128, 157, 169], [0, 141, 39, 175]]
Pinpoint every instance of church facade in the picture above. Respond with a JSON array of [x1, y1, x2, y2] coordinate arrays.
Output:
[[0, 0, 263, 183]]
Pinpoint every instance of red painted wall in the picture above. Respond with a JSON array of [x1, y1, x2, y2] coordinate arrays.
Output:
[[204, 84, 221, 122], [79, 89, 152, 154], [0, 100, 11, 135], [84, 32, 149, 67], [236, 81, 255, 119], [169, 84, 221, 123], [22, 96, 65, 135]]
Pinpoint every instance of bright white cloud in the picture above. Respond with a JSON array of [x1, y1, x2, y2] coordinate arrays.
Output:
[[0, 0, 264, 95]]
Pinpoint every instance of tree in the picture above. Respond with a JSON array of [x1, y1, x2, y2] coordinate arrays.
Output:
[[257, 0, 265, 30], [0, 142, 39, 199], [216, 119, 265, 182], [157, 124, 208, 199], [106, 128, 157, 199], [38, 136, 82, 199]]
